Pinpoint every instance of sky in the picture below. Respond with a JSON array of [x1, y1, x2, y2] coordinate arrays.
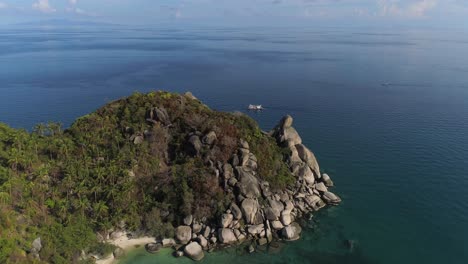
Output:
[[0, 0, 467, 28]]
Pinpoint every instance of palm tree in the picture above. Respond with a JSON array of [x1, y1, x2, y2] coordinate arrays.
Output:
[[7, 148, 22, 171], [0, 191, 10, 205], [93, 201, 109, 220], [33, 123, 47, 137]]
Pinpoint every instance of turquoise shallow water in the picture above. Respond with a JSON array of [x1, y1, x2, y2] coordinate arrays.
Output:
[[1, 25, 468, 264]]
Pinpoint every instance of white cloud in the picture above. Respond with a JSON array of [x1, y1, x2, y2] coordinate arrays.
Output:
[[408, 0, 437, 17], [0, 2, 7, 9], [32, 0, 56, 13], [66, 6, 97, 17], [378, 0, 438, 18], [69, 0, 78, 5]]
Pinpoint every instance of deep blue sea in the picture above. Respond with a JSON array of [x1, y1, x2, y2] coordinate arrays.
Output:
[[1, 24, 468, 264]]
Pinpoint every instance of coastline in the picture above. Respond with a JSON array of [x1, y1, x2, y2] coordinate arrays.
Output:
[[96, 236, 156, 264]]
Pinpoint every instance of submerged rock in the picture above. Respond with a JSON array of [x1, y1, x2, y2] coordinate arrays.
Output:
[[162, 238, 176, 248], [281, 222, 302, 241], [145, 243, 162, 254], [323, 192, 341, 205]]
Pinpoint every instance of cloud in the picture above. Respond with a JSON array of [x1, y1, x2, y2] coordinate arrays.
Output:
[[66, 6, 96, 17], [69, 0, 78, 5], [408, 0, 437, 17], [0, 2, 7, 9], [378, 0, 437, 18], [32, 0, 56, 13]]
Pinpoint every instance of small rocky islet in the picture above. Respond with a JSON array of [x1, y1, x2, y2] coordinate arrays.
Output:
[[110, 92, 341, 261], [0, 91, 340, 263]]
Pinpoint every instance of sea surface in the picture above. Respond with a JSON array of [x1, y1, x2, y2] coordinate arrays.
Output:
[[1, 24, 468, 264]]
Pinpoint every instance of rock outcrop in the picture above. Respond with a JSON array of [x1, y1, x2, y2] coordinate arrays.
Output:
[[165, 113, 341, 257], [184, 242, 204, 261], [175, 226, 192, 244]]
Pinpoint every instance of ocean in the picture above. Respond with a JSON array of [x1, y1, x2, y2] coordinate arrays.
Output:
[[1, 24, 467, 264]]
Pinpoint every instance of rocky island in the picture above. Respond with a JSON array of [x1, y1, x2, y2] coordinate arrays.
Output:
[[0, 91, 340, 263]]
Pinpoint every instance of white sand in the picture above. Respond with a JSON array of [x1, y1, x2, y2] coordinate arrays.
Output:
[[96, 236, 155, 264]]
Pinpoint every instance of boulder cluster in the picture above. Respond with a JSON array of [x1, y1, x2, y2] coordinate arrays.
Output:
[[146, 114, 341, 261]]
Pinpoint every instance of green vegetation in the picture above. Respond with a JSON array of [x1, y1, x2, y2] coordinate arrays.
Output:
[[0, 91, 294, 263]]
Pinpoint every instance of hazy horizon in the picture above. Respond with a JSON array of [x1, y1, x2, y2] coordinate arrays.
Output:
[[1, 0, 468, 30]]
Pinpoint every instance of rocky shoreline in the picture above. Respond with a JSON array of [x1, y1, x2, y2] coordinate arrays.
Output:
[[98, 113, 341, 262]]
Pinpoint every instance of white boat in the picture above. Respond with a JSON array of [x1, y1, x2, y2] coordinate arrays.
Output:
[[248, 104, 264, 110]]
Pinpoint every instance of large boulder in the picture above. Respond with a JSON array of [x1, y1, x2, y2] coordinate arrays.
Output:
[[247, 224, 264, 236], [280, 211, 292, 226], [315, 182, 328, 193], [202, 131, 217, 145], [147, 107, 171, 125], [202, 226, 211, 238], [264, 207, 278, 221], [192, 223, 202, 234], [196, 235, 208, 249], [184, 91, 197, 100], [239, 148, 250, 167], [281, 222, 302, 241], [271, 220, 284, 230], [175, 226, 192, 244], [183, 215, 193, 226], [110, 231, 124, 240], [188, 136, 202, 155], [237, 168, 261, 198], [280, 115, 294, 129], [230, 203, 242, 220], [322, 173, 334, 187], [241, 198, 258, 224], [162, 238, 176, 248], [31, 237, 42, 253], [288, 145, 303, 165], [304, 195, 325, 211], [223, 164, 234, 180], [220, 213, 233, 228], [280, 127, 302, 147], [245, 153, 258, 170], [218, 228, 237, 244], [184, 242, 204, 261], [30, 237, 42, 259], [292, 162, 314, 185], [239, 139, 250, 150], [323, 192, 341, 205], [267, 198, 284, 218], [295, 144, 320, 178]]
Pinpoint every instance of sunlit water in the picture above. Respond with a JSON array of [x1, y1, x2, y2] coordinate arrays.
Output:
[[1, 24, 467, 264]]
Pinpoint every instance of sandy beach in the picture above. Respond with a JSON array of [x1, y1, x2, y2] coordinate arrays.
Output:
[[96, 236, 156, 264]]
